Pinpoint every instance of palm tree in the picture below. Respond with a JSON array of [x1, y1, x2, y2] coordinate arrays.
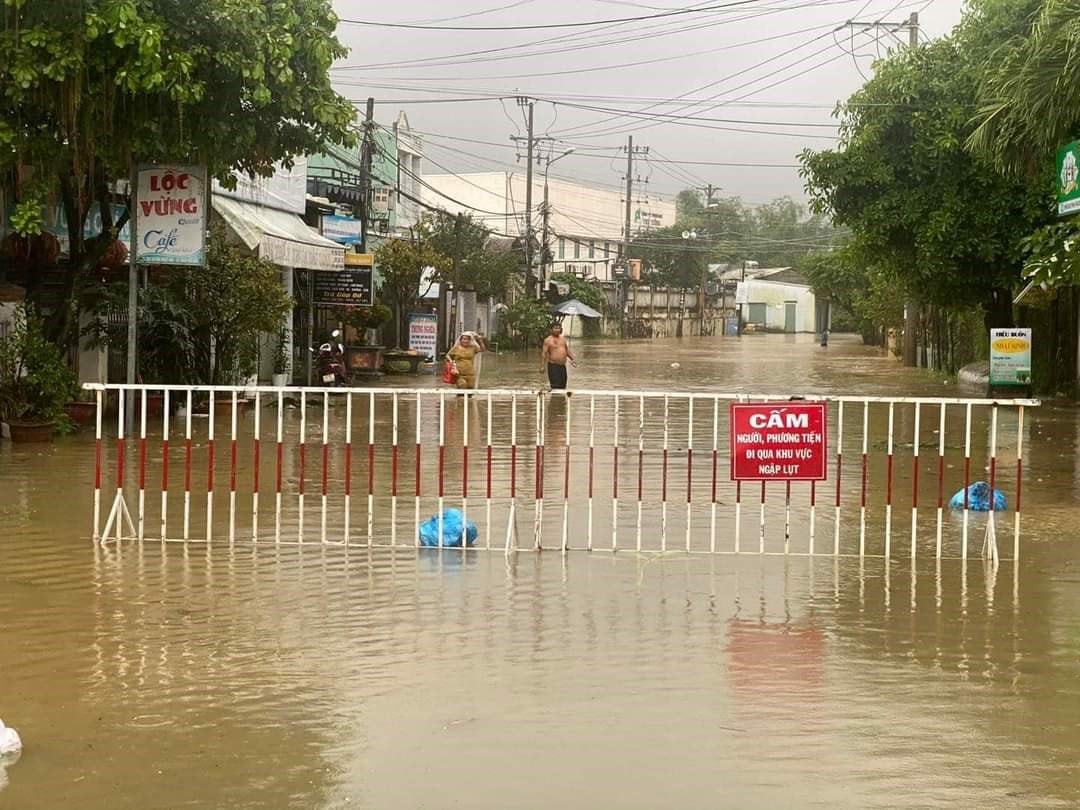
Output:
[[969, 0, 1080, 175]]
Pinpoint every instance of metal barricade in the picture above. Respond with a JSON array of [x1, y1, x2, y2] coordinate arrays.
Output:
[[87, 384, 1037, 561]]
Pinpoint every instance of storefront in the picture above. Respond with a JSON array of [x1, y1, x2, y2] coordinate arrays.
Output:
[[211, 159, 344, 382]]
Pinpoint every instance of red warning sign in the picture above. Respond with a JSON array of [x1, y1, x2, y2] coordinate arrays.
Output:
[[730, 403, 828, 482]]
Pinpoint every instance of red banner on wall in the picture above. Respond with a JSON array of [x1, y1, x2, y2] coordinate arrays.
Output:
[[730, 403, 828, 482]]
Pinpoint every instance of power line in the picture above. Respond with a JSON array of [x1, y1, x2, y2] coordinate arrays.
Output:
[[330, 18, 845, 78], [330, 0, 854, 72], [550, 0, 904, 139], [347, 92, 840, 139], [412, 127, 803, 168], [337, 1, 773, 31]]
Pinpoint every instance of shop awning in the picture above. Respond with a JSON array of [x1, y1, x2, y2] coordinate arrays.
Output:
[[212, 195, 344, 272]]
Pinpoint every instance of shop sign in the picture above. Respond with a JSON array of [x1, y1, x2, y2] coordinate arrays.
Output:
[[313, 253, 374, 306], [989, 328, 1032, 386], [134, 165, 207, 266], [408, 313, 438, 358], [1057, 141, 1080, 216]]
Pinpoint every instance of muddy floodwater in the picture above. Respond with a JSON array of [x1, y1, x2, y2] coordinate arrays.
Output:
[[3, 334, 1080, 809]]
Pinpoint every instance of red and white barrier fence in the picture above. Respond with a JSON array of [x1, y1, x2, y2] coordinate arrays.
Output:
[[87, 384, 1038, 560]]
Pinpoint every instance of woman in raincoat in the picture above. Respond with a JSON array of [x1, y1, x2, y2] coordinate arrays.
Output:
[[446, 332, 487, 390]]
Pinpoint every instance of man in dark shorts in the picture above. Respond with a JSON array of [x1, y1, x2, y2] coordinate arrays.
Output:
[[540, 323, 576, 389]]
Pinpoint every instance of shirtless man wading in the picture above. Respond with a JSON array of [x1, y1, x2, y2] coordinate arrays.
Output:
[[540, 323, 576, 390]]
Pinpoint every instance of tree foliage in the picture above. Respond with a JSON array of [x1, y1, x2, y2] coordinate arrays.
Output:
[[1, 0, 356, 339], [631, 191, 836, 286], [968, 0, 1075, 175], [800, 34, 1051, 327], [83, 226, 293, 384], [800, 249, 903, 342], [375, 237, 451, 348], [500, 295, 550, 349], [414, 211, 520, 299], [550, 271, 606, 315]]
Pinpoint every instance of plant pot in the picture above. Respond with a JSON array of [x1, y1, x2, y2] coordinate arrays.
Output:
[[272, 373, 289, 388], [6, 419, 56, 443], [64, 401, 97, 427], [346, 345, 384, 377]]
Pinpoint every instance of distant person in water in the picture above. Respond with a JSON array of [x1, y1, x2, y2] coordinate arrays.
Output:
[[540, 323, 576, 390], [820, 329, 829, 347]]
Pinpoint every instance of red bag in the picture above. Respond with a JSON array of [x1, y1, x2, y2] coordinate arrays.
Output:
[[442, 360, 459, 384]]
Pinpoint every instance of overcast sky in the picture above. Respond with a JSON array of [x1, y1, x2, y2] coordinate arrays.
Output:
[[329, 0, 965, 208]]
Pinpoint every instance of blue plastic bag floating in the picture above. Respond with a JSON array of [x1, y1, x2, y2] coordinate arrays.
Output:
[[948, 481, 1007, 512], [418, 508, 479, 548]]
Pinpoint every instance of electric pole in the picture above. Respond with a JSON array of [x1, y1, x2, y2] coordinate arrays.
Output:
[[619, 136, 649, 337], [359, 96, 375, 254], [844, 12, 920, 366], [694, 184, 722, 335], [621, 136, 650, 258], [697, 184, 722, 208], [509, 98, 541, 297]]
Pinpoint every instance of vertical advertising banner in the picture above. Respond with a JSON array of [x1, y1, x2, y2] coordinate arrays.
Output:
[[134, 165, 207, 266], [730, 403, 828, 482], [408, 313, 438, 358], [989, 328, 1033, 386], [1057, 140, 1080, 217]]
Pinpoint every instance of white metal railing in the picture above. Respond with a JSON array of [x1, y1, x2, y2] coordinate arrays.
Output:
[[85, 384, 1037, 561]]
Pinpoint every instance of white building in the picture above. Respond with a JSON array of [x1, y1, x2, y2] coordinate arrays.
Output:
[[422, 171, 676, 283], [392, 112, 424, 236], [722, 266, 828, 334]]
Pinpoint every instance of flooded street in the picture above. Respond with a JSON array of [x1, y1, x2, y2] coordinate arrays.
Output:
[[3, 334, 1080, 808]]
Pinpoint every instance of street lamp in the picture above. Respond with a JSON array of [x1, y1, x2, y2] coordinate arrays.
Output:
[[540, 148, 575, 296]]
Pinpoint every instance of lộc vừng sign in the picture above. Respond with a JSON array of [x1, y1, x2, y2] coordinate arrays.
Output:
[[134, 165, 208, 266]]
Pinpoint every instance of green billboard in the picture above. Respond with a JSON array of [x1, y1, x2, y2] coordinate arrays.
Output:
[[1058, 140, 1080, 216]]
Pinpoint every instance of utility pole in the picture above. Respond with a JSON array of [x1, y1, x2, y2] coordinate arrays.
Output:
[[844, 12, 920, 365], [697, 184, 721, 208], [694, 184, 722, 336], [620, 136, 649, 337], [539, 148, 574, 298], [510, 101, 554, 299], [359, 97, 375, 254], [447, 212, 464, 352], [511, 97, 538, 298]]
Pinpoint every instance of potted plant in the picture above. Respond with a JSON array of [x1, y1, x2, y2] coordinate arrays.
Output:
[[343, 303, 392, 376], [272, 328, 290, 387], [0, 305, 78, 442]]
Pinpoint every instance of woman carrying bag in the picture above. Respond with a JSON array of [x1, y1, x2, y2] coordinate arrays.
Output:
[[445, 332, 487, 390]]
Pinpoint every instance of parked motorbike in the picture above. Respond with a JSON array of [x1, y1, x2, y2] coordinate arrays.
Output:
[[311, 329, 347, 386]]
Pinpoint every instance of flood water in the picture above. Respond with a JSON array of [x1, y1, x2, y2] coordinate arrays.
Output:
[[3, 334, 1080, 808]]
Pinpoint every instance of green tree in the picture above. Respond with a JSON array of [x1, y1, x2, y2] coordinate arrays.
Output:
[[500, 295, 550, 349], [799, 249, 903, 345], [550, 271, 606, 315], [415, 211, 520, 299], [1, 0, 355, 342], [375, 238, 451, 348], [800, 35, 1051, 331], [968, 0, 1074, 176]]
